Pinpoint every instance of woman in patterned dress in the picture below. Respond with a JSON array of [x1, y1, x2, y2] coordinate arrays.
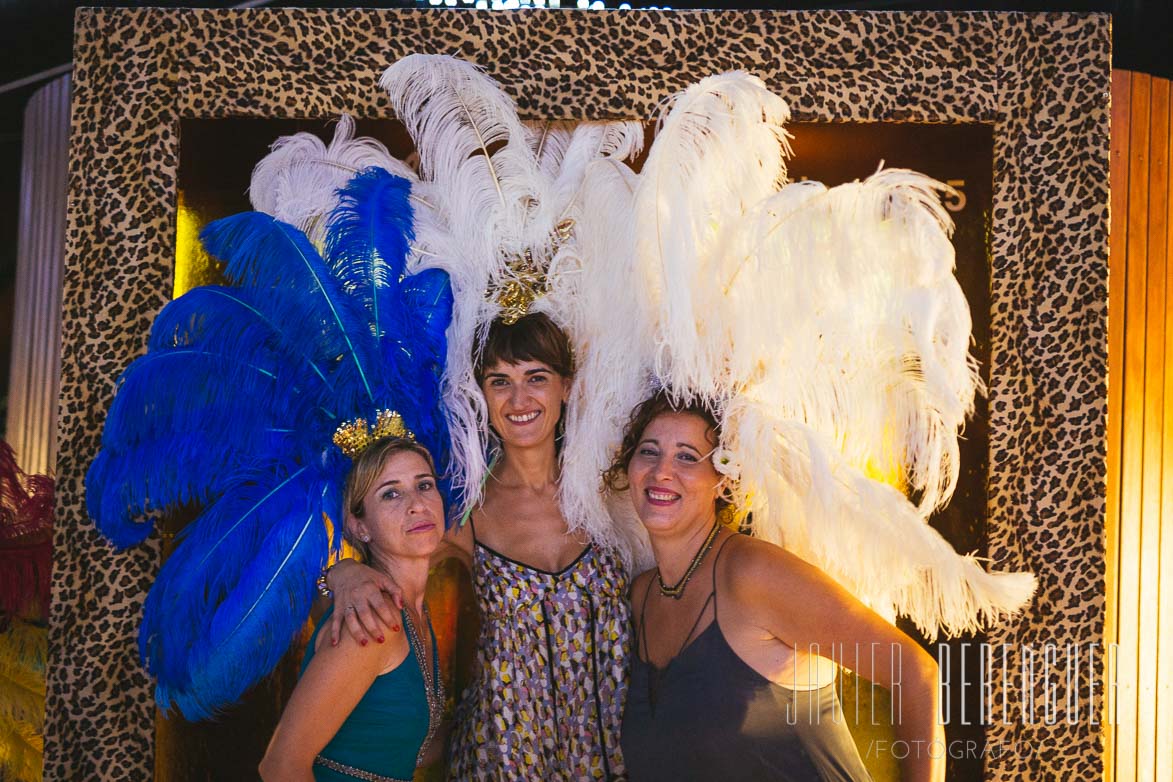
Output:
[[324, 313, 630, 781]]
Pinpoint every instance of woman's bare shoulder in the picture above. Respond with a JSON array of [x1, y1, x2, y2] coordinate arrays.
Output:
[[314, 606, 408, 664], [718, 533, 832, 603]]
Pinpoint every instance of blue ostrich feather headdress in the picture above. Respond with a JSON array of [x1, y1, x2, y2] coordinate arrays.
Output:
[[85, 167, 453, 719]]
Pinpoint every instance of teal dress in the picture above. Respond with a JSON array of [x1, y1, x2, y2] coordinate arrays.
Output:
[[302, 606, 441, 782]]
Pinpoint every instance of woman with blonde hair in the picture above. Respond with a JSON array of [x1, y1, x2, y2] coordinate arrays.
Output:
[[262, 436, 447, 782]]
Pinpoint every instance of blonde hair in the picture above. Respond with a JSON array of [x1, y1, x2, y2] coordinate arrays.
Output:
[[341, 436, 438, 564]]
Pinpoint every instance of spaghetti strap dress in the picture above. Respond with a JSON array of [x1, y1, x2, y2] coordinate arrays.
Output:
[[621, 536, 873, 782], [449, 517, 631, 781]]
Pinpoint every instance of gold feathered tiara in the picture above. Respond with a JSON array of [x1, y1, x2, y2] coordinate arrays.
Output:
[[491, 218, 576, 325]]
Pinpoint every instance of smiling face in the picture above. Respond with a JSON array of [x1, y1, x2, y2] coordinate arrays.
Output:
[[348, 449, 444, 562], [626, 411, 722, 537], [480, 359, 570, 451]]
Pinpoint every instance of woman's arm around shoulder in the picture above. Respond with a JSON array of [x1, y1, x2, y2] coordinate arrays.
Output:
[[437, 517, 474, 569], [259, 613, 408, 781], [327, 521, 473, 645], [722, 535, 944, 782]]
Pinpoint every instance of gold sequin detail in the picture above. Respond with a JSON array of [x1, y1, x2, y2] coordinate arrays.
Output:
[[404, 606, 444, 767], [333, 409, 413, 458], [491, 218, 575, 325], [312, 754, 411, 782]]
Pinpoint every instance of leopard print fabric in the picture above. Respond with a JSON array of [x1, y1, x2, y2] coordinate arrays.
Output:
[[49, 9, 1108, 780], [983, 13, 1110, 782]]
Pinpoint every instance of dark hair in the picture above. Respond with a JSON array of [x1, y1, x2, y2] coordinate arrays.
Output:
[[342, 436, 438, 564], [474, 313, 574, 384], [603, 389, 730, 513]]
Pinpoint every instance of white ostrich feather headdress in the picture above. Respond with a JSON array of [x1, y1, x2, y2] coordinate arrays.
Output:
[[376, 55, 647, 561], [572, 71, 1036, 637], [248, 56, 646, 561]]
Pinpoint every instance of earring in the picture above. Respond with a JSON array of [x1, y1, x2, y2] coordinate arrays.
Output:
[[555, 403, 567, 443], [360, 533, 371, 543]]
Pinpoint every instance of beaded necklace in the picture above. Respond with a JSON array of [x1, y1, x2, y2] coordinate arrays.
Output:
[[656, 520, 722, 599], [403, 605, 444, 766]]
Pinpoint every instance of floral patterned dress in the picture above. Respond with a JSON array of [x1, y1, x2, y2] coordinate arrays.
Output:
[[449, 523, 630, 781]]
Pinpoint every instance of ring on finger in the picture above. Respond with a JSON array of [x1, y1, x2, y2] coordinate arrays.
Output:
[[345, 605, 356, 613]]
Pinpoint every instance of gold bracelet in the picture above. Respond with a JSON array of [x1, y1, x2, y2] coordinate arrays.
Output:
[[316, 565, 334, 599]]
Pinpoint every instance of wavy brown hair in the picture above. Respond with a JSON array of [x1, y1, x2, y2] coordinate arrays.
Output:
[[603, 390, 730, 513]]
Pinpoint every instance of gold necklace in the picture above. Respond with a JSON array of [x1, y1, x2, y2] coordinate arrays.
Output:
[[657, 520, 722, 600], [403, 605, 444, 766]]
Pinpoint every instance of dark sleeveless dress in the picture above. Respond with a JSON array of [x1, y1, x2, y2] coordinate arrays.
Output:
[[621, 537, 873, 782]]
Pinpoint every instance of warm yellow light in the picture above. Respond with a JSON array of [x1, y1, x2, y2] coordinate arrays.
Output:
[[174, 191, 225, 298], [861, 424, 905, 491]]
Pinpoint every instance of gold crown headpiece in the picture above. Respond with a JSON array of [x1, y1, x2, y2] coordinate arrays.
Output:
[[333, 409, 414, 459], [492, 218, 575, 325]]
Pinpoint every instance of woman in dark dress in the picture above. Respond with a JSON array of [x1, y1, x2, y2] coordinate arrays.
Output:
[[608, 392, 944, 782]]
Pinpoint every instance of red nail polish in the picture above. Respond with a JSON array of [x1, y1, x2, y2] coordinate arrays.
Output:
[[360, 639, 368, 646], [377, 636, 385, 643]]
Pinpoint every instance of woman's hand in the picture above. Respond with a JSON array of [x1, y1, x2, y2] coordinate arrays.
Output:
[[327, 559, 403, 646]]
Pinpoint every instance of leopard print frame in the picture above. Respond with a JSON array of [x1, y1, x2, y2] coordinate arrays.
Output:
[[48, 9, 1109, 780]]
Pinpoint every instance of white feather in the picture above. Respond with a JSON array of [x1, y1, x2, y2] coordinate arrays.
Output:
[[632, 72, 791, 401], [724, 398, 1034, 640], [526, 120, 576, 176], [632, 71, 1034, 636], [249, 115, 417, 246], [552, 156, 654, 571], [550, 122, 644, 209], [381, 55, 545, 264], [381, 55, 542, 510], [381, 57, 647, 558]]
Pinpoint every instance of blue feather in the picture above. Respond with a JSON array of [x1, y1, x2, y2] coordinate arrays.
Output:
[[149, 286, 337, 392], [86, 428, 300, 549], [324, 171, 418, 403], [396, 268, 454, 503], [201, 212, 380, 406], [324, 168, 415, 342], [400, 268, 453, 342], [86, 350, 318, 548], [322, 172, 455, 510], [88, 165, 459, 720], [143, 466, 330, 715], [159, 481, 329, 719]]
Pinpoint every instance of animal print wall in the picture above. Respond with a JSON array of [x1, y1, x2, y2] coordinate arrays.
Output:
[[47, 9, 1108, 780]]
